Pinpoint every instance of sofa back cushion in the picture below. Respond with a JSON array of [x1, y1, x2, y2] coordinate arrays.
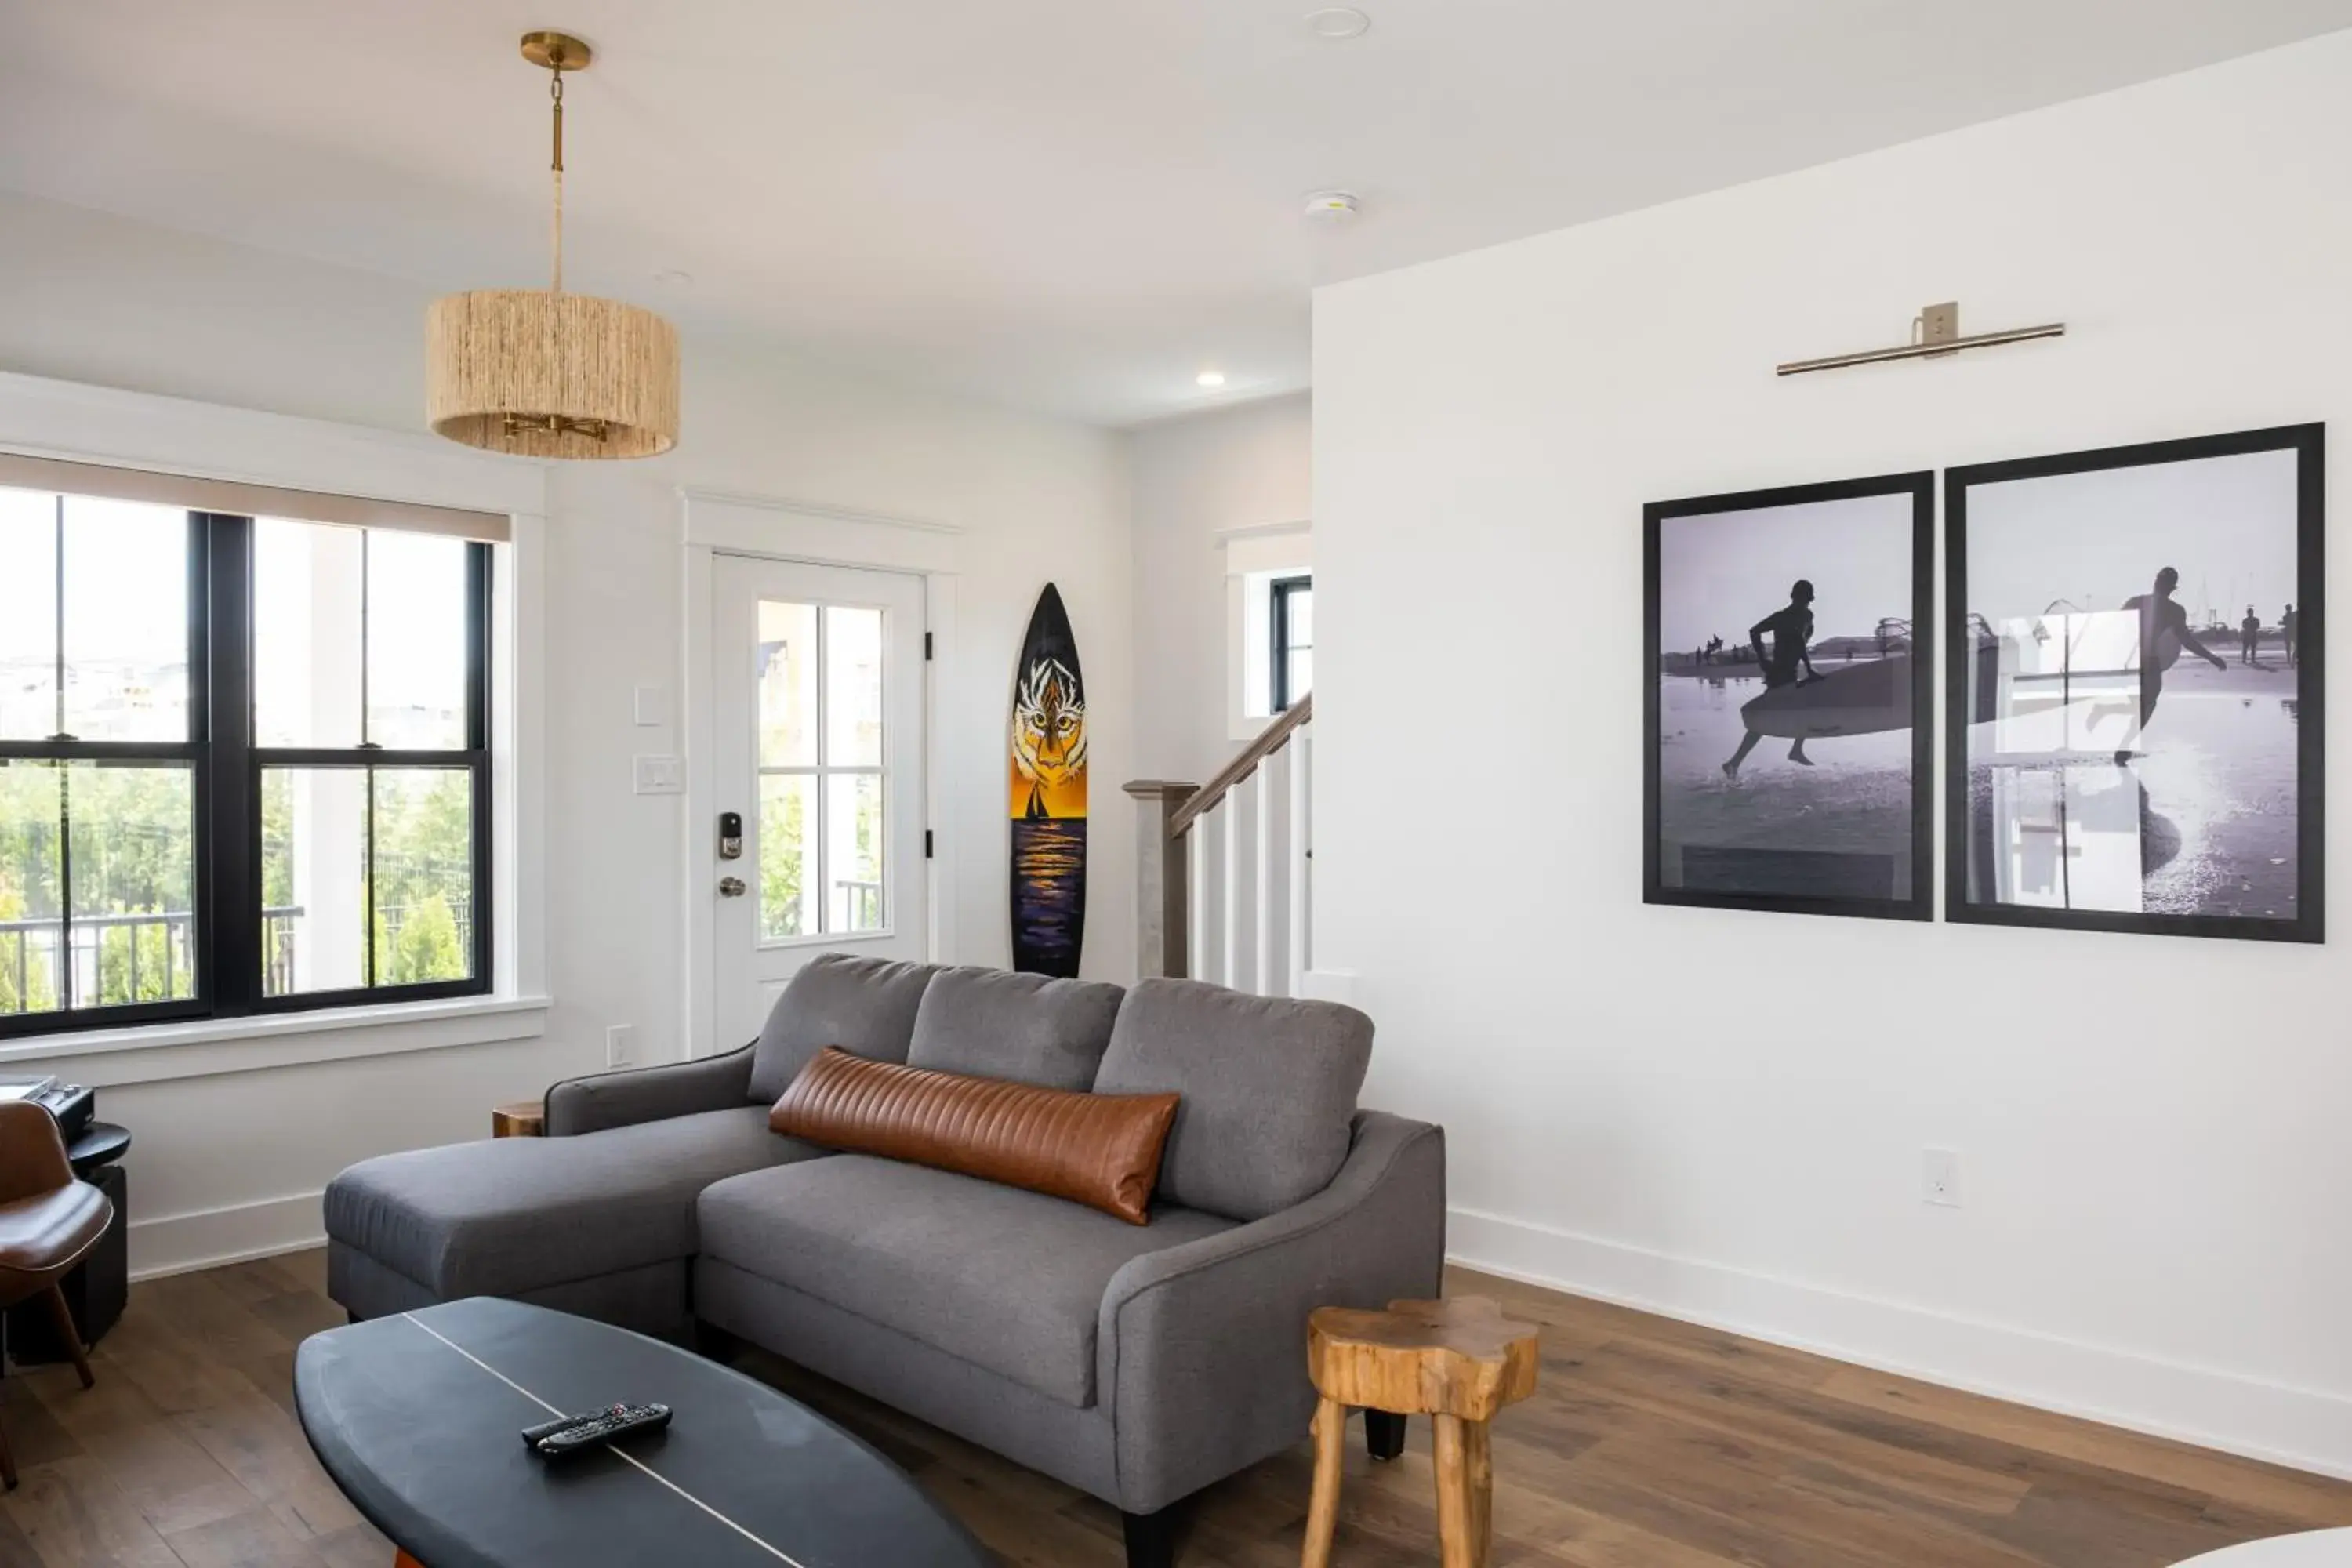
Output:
[[746, 954, 942, 1104], [905, 966, 1125, 1091], [1091, 978, 1374, 1221], [768, 1047, 1180, 1225]]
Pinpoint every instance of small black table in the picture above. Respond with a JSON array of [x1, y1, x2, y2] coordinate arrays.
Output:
[[295, 1298, 992, 1568]]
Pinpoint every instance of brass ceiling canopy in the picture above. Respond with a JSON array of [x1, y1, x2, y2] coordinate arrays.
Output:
[[426, 30, 680, 460]]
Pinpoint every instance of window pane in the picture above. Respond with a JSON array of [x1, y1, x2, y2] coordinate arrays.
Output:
[[759, 774, 817, 940], [367, 532, 470, 750], [254, 519, 364, 748], [824, 606, 884, 768], [825, 772, 885, 934], [372, 769, 474, 985], [1285, 586, 1313, 648], [67, 764, 195, 1010], [0, 490, 57, 741], [757, 601, 817, 768], [0, 762, 63, 1017], [61, 497, 187, 742], [1286, 649, 1313, 703], [262, 768, 369, 996]]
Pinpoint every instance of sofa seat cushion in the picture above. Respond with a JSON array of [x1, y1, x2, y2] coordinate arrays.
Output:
[[697, 1155, 1234, 1408], [325, 1108, 827, 1299]]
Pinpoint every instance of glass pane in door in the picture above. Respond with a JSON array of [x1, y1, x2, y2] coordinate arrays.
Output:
[[825, 772, 885, 933], [824, 605, 884, 767], [760, 773, 818, 939], [757, 601, 818, 768]]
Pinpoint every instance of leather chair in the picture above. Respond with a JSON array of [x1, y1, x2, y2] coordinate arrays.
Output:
[[0, 1100, 111, 1489]]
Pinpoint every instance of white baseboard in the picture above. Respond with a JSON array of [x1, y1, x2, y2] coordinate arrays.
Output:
[[129, 1192, 326, 1283], [1448, 1206, 2352, 1482]]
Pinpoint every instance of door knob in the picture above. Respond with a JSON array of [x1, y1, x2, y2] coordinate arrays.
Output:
[[718, 876, 746, 898]]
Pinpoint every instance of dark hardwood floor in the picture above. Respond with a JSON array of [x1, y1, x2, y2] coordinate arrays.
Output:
[[3, 1250, 2347, 1566]]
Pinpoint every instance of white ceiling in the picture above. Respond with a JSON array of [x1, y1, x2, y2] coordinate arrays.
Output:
[[4, 2, 2350, 427]]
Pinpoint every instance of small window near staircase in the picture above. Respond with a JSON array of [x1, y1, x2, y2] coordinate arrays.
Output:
[[1270, 574, 1312, 713]]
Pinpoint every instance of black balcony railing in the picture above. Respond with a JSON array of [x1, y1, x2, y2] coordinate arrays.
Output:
[[0, 906, 299, 1014]]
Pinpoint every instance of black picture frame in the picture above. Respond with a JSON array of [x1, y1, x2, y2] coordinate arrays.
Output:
[[1944, 423, 2324, 943], [1644, 470, 1936, 921]]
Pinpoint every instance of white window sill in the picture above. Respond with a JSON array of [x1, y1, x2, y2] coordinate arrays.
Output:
[[0, 995, 553, 1089]]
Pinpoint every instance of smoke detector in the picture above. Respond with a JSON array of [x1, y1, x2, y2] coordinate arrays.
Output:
[[1303, 191, 1361, 222], [1305, 8, 1371, 39]]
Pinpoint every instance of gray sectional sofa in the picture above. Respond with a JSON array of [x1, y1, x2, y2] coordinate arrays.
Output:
[[324, 957, 1447, 1566]]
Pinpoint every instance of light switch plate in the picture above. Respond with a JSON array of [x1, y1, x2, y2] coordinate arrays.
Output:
[[633, 683, 666, 727], [633, 754, 683, 794]]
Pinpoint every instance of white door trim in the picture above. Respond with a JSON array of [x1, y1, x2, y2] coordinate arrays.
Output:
[[679, 491, 964, 1061]]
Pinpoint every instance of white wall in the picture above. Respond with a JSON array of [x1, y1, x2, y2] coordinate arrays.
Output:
[[1131, 394, 1312, 783], [0, 191, 1134, 1276], [1316, 33, 2352, 1475]]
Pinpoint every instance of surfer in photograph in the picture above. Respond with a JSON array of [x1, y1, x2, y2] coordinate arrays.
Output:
[[2283, 603, 2299, 666], [1722, 579, 1820, 777], [2117, 566, 2227, 766], [2240, 606, 2262, 665]]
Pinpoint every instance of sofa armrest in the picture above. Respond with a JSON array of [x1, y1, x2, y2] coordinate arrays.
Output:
[[1095, 1109, 1445, 1514], [543, 1045, 756, 1137]]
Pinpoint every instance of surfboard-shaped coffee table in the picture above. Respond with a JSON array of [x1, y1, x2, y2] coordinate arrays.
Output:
[[295, 1298, 989, 1568]]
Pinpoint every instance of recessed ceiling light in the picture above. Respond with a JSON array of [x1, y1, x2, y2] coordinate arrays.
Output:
[[1196, 370, 1228, 388], [652, 269, 694, 286], [1305, 7, 1370, 39]]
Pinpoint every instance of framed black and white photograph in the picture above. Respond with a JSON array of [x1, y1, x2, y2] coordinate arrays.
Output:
[[1645, 472, 1935, 920], [1945, 425, 2324, 942]]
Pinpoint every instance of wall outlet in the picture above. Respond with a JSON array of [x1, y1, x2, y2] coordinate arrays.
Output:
[[606, 1025, 636, 1069], [1922, 1148, 1961, 1207]]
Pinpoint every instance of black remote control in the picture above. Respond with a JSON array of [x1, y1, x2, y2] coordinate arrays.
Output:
[[520, 1412, 603, 1447], [533, 1402, 673, 1457]]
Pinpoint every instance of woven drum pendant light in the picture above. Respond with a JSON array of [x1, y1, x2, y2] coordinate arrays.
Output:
[[426, 31, 679, 459]]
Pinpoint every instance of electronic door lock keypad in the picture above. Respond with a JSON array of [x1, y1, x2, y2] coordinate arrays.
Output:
[[718, 811, 742, 861]]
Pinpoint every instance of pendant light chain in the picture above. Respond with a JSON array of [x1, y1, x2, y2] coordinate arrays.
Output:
[[548, 49, 566, 295]]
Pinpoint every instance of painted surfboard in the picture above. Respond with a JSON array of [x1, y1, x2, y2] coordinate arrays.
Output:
[[1009, 583, 1087, 977], [1739, 654, 1911, 739]]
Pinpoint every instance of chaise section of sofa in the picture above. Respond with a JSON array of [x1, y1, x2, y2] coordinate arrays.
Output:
[[324, 1107, 826, 1337], [321, 956, 1446, 1568]]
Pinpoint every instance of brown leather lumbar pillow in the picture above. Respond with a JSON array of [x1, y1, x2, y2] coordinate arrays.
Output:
[[770, 1047, 1181, 1225]]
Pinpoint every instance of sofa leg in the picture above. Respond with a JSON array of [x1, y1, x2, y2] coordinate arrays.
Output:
[[1365, 1409, 1406, 1461], [1121, 1504, 1178, 1568]]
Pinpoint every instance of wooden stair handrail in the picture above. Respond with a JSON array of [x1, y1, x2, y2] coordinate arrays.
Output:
[[1167, 694, 1312, 840]]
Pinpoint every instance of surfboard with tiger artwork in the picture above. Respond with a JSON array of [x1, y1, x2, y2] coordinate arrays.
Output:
[[1009, 583, 1087, 976]]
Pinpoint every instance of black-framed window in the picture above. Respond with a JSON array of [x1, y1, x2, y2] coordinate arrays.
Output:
[[0, 488, 491, 1037], [1271, 573, 1313, 713]]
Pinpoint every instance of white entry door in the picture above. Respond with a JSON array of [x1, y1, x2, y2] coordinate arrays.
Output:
[[711, 555, 927, 1049]]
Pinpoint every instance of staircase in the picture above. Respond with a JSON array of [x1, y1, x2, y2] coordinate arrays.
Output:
[[1124, 694, 1312, 995]]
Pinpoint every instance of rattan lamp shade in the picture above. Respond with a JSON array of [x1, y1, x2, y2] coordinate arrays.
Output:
[[426, 289, 679, 459]]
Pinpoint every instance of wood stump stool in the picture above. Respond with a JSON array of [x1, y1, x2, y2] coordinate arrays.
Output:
[[490, 1099, 545, 1138], [1303, 1296, 1539, 1568]]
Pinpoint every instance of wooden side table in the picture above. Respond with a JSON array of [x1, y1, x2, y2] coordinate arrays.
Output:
[[1303, 1296, 1539, 1568], [490, 1099, 545, 1138]]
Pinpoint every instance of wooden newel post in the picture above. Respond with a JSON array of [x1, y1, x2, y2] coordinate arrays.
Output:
[[1123, 780, 1197, 980]]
